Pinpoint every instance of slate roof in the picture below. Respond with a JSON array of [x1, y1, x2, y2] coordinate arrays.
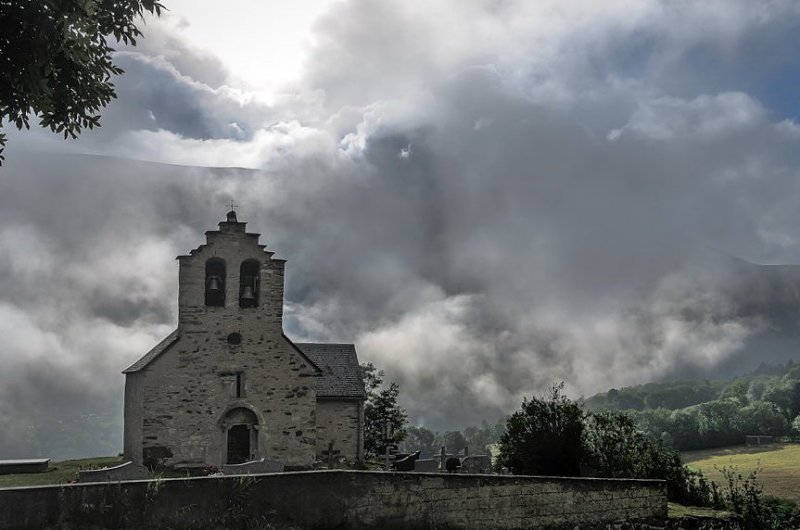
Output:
[[122, 329, 179, 373], [295, 343, 366, 400]]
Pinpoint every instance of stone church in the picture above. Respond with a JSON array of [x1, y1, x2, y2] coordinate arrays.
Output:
[[123, 212, 365, 469]]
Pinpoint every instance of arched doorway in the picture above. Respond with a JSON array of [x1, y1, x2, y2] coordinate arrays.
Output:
[[222, 407, 258, 464]]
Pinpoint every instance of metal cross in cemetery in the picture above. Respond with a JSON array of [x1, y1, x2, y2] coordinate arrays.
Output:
[[321, 441, 341, 469], [383, 421, 398, 470]]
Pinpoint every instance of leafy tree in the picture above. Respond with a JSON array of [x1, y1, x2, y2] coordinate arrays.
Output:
[[783, 360, 800, 380], [720, 379, 750, 405], [762, 380, 800, 421], [498, 384, 714, 504], [668, 409, 702, 450], [440, 431, 468, 453], [0, 0, 164, 163], [631, 407, 673, 444], [464, 420, 502, 455], [496, 382, 584, 476], [739, 401, 789, 436], [360, 362, 383, 398], [694, 400, 742, 447], [400, 426, 437, 457], [360, 362, 407, 459], [583, 410, 709, 504], [748, 378, 770, 403], [584, 411, 648, 477]]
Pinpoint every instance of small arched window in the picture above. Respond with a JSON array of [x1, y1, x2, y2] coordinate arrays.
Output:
[[239, 259, 260, 308], [205, 258, 226, 307]]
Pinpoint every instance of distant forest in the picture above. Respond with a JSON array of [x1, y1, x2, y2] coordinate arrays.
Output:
[[398, 420, 507, 458], [582, 360, 800, 450], [400, 360, 800, 457]]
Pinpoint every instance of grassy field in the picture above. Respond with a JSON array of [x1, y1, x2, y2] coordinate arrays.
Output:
[[0, 456, 124, 488], [667, 502, 736, 519], [682, 443, 800, 503]]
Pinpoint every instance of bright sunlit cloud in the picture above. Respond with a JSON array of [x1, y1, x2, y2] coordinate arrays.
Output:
[[156, 0, 339, 96]]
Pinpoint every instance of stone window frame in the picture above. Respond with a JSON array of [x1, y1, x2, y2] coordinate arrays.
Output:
[[204, 258, 226, 307], [238, 259, 260, 308]]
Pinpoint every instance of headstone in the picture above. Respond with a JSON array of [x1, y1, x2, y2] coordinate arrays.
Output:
[[412, 459, 439, 472], [460, 455, 492, 474], [392, 451, 420, 471], [78, 461, 149, 483], [322, 441, 341, 469], [445, 457, 461, 473], [0, 459, 49, 475], [222, 458, 284, 475]]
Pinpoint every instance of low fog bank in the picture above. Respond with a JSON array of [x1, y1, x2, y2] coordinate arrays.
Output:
[[1, 151, 799, 458]]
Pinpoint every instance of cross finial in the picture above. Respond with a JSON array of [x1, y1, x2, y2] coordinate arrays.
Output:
[[225, 200, 239, 223]]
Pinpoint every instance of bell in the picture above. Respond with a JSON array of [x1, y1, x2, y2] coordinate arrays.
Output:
[[207, 275, 222, 291], [240, 285, 256, 306]]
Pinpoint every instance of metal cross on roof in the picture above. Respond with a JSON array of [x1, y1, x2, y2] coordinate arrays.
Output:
[[227, 199, 238, 212]]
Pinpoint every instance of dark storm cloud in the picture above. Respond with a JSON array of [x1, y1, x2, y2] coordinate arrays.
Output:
[[103, 52, 271, 141], [5, 0, 800, 456]]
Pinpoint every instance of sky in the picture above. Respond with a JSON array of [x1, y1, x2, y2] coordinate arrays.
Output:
[[4, 0, 800, 458]]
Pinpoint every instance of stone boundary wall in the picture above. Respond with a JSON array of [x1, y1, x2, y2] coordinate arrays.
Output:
[[0, 470, 666, 529]]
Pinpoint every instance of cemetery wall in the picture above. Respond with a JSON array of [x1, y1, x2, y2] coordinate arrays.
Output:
[[0, 470, 668, 529]]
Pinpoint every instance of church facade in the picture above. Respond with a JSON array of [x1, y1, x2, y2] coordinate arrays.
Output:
[[123, 212, 365, 469]]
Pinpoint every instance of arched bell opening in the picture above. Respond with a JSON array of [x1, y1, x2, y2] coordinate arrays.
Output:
[[222, 407, 259, 464], [239, 259, 260, 308], [205, 258, 226, 307]]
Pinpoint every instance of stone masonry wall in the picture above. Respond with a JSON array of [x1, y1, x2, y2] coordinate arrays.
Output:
[[315, 400, 363, 462], [122, 371, 144, 463], [0, 471, 669, 530], [137, 334, 318, 468]]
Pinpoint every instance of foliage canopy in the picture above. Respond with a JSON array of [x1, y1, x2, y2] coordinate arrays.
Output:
[[0, 0, 164, 162], [497, 383, 720, 505], [497, 382, 584, 476], [583, 360, 800, 451], [360, 362, 408, 459]]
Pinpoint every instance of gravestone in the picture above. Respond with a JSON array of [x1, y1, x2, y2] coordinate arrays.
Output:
[[392, 451, 420, 471], [460, 455, 492, 474], [0, 459, 49, 475], [79, 461, 149, 483], [412, 459, 439, 472], [222, 458, 284, 475], [445, 457, 461, 473], [322, 441, 341, 469]]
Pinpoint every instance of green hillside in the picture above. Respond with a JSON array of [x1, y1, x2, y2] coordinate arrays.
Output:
[[581, 360, 800, 451]]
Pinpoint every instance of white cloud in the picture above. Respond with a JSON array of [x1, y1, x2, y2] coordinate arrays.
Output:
[[4, 0, 800, 448], [609, 92, 767, 141]]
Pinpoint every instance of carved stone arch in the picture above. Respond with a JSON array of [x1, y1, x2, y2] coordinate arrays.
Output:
[[220, 406, 260, 464]]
